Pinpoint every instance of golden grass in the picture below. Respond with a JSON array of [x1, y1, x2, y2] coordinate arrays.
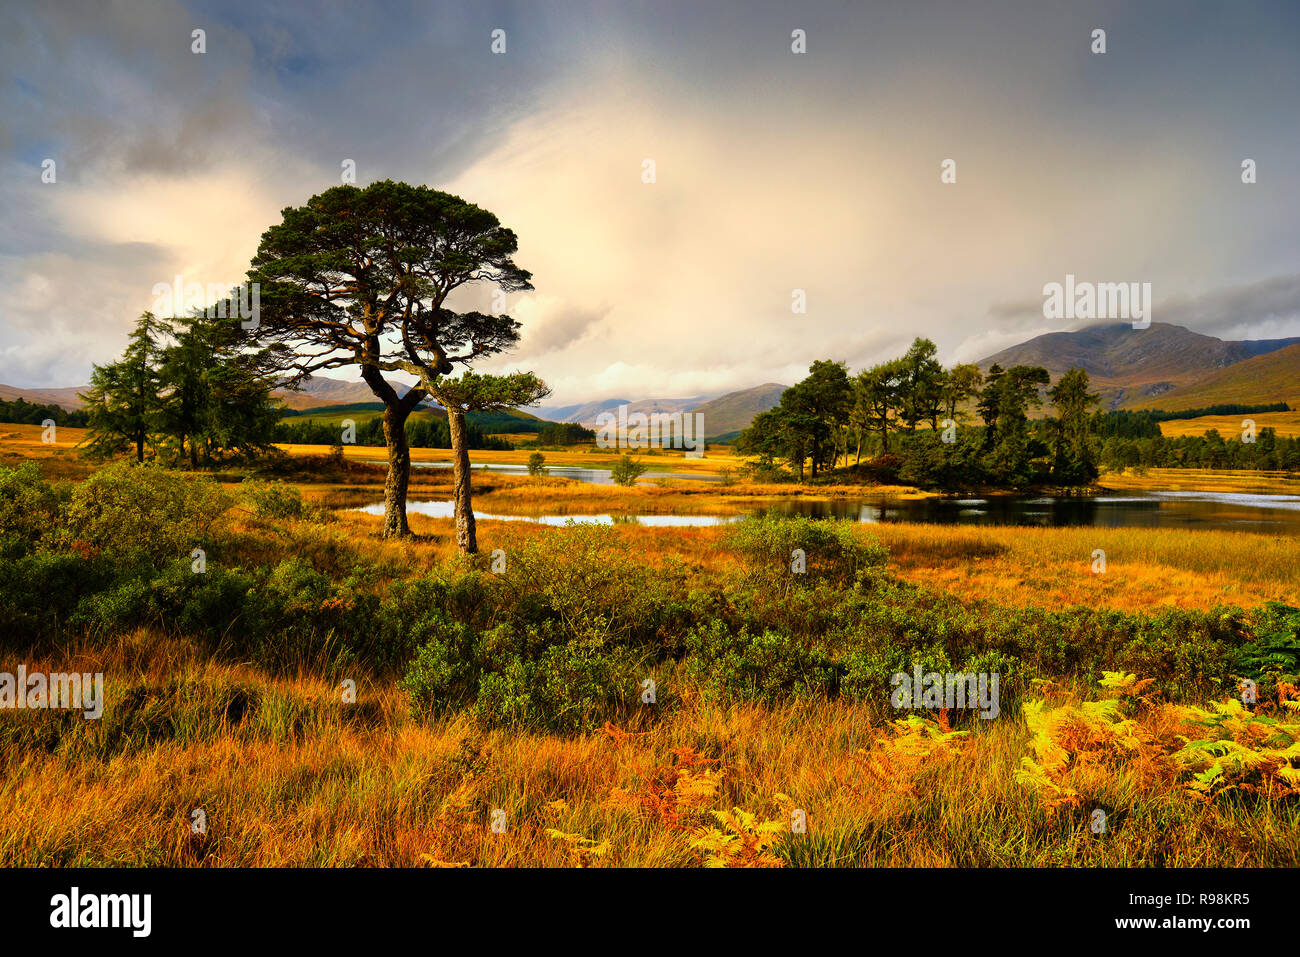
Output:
[[0, 423, 94, 480], [3, 633, 1294, 867], [871, 523, 1300, 611], [286, 507, 1300, 614], [1157, 412, 1300, 439], [5, 436, 1299, 866], [279, 440, 748, 476], [1100, 467, 1300, 495]]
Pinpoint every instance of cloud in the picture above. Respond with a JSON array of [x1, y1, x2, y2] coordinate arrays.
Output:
[[509, 296, 610, 358], [1156, 274, 1300, 341], [3, 0, 1299, 399]]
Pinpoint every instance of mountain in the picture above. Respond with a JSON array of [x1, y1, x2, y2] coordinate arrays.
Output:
[[1, 375, 438, 414], [978, 322, 1300, 410], [535, 395, 718, 427], [1123, 341, 1300, 412], [691, 383, 787, 440], [275, 375, 399, 410], [534, 398, 628, 424], [0, 384, 91, 410]]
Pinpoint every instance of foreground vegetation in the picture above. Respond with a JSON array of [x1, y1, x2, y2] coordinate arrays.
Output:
[[2, 455, 1298, 866]]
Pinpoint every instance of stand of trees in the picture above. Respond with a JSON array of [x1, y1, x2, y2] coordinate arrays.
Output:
[[738, 343, 1299, 489], [533, 422, 596, 446], [736, 338, 1101, 490], [81, 310, 282, 466], [1098, 427, 1300, 471], [0, 398, 89, 427]]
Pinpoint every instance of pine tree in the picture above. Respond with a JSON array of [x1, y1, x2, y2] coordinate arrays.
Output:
[[157, 309, 282, 467], [81, 312, 165, 462], [1047, 367, 1101, 485]]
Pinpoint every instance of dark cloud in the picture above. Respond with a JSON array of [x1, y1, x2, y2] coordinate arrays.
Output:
[[1158, 274, 1300, 338]]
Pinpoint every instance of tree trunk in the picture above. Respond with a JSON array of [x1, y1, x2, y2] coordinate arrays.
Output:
[[381, 404, 412, 538], [136, 432, 145, 464], [447, 407, 477, 553]]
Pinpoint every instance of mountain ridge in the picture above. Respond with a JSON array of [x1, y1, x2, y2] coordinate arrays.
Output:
[[977, 322, 1300, 409]]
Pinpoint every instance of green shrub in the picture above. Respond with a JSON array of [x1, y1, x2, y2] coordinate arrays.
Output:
[[474, 658, 537, 728], [501, 523, 663, 644], [686, 619, 836, 704], [64, 462, 231, 559], [240, 479, 305, 519], [398, 613, 478, 718], [0, 462, 63, 547], [526, 452, 547, 476], [610, 454, 647, 486], [726, 514, 887, 582], [0, 548, 119, 641], [469, 639, 640, 732]]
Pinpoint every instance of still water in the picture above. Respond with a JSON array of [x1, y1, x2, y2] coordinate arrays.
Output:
[[355, 489, 1300, 534], [366, 459, 719, 485]]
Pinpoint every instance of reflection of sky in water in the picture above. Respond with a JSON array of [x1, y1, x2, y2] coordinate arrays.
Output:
[[353, 487, 1300, 534], [354, 500, 734, 526], [361, 459, 720, 485], [1145, 491, 1300, 511]]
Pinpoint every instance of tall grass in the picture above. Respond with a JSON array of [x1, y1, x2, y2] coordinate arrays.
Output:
[[2, 633, 1295, 866]]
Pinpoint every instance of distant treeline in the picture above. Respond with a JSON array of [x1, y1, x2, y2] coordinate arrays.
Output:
[[531, 422, 595, 446], [281, 402, 546, 435], [1089, 410, 1164, 439], [1090, 406, 1293, 441], [1140, 402, 1291, 422], [1098, 428, 1300, 472], [0, 397, 89, 427], [1086, 408, 1300, 470], [275, 415, 513, 451]]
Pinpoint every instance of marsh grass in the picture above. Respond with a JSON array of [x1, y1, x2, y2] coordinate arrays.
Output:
[[3, 636, 1295, 867], [3, 447, 1299, 867]]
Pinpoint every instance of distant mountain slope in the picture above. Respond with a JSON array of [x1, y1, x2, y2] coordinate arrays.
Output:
[[0, 375, 387, 412], [978, 322, 1300, 409], [536, 395, 717, 427], [1123, 341, 1300, 411], [274, 375, 405, 409], [0, 384, 91, 410], [534, 398, 628, 424], [691, 382, 787, 440]]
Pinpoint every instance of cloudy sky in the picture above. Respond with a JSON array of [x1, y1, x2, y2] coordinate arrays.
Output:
[[3, 0, 1299, 404]]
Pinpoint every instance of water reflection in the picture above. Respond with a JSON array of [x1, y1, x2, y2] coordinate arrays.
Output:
[[363, 459, 721, 485], [354, 489, 1300, 534]]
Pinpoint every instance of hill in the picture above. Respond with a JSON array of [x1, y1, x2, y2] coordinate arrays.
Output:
[[536, 395, 717, 427], [534, 398, 628, 424], [274, 375, 416, 410], [1124, 341, 1300, 412], [0, 375, 404, 412], [0, 384, 90, 411], [978, 322, 1300, 410], [691, 383, 787, 440]]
